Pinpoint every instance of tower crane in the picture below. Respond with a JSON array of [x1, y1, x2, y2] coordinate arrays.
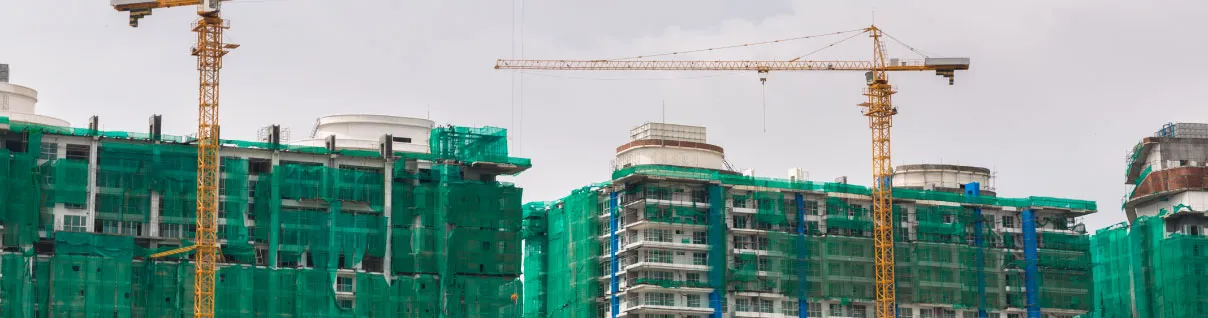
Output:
[[110, 1, 238, 317], [496, 25, 969, 318]]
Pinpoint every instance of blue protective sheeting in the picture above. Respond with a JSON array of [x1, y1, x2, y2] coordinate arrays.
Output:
[[965, 182, 988, 318], [609, 191, 620, 318], [795, 193, 809, 318], [708, 184, 725, 318], [1022, 209, 1041, 318]]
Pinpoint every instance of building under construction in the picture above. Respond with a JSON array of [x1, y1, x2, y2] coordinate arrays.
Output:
[[1090, 122, 1208, 318], [523, 123, 1096, 318], [0, 70, 528, 317]]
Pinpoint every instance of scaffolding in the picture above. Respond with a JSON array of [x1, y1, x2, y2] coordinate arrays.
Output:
[[0, 118, 526, 317], [1090, 214, 1208, 318]]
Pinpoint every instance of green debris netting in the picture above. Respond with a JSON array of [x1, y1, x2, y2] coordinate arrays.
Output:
[[0, 138, 46, 247], [0, 118, 531, 317], [521, 202, 549, 318], [533, 186, 600, 317], [1091, 215, 1208, 318], [429, 126, 532, 168]]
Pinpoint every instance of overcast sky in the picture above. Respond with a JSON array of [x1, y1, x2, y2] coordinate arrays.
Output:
[[2, 0, 1205, 230]]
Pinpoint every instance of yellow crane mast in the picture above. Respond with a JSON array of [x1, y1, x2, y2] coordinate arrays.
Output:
[[110, 1, 237, 317], [496, 25, 968, 318]]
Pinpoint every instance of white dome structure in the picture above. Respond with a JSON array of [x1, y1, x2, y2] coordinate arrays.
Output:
[[291, 114, 434, 153], [0, 65, 70, 128]]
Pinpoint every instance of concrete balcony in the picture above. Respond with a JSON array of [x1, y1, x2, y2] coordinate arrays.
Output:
[[617, 240, 709, 253], [623, 261, 705, 273], [623, 304, 714, 315]]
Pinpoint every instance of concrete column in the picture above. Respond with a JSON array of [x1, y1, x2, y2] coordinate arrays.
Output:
[[382, 157, 393, 279], [268, 151, 280, 267], [86, 138, 98, 232], [149, 192, 161, 237]]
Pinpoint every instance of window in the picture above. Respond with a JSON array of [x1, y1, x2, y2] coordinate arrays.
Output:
[[65, 144, 90, 160], [804, 200, 818, 215], [336, 276, 354, 293], [65, 202, 86, 210], [686, 273, 701, 283], [63, 215, 87, 232], [686, 294, 701, 308], [902, 307, 914, 318], [733, 195, 748, 208], [782, 301, 798, 315], [648, 271, 673, 281], [757, 257, 769, 271], [830, 304, 843, 317], [852, 304, 867, 318], [160, 223, 182, 238], [733, 236, 750, 249], [733, 215, 748, 229], [1002, 216, 1015, 228], [336, 299, 353, 310], [692, 231, 706, 244], [755, 236, 769, 250], [645, 250, 672, 263], [644, 292, 674, 306], [645, 229, 671, 242], [759, 299, 773, 313], [943, 214, 955, 224], [940, 308, 956, 318], [102, 220, 121, 234], [40, 142, 58, 160], [900, 208, 910, 223], [693, 252, 707, 266], [736, 299, 750, 312], [808, 303, 822, 317]]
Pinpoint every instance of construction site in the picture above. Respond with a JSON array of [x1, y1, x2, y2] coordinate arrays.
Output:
[[0, 1, 1193, 318], [522, 123, 1096, 318]]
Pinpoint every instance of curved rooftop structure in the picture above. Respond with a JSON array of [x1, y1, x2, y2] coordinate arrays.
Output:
[[291, 114, 433, 153]]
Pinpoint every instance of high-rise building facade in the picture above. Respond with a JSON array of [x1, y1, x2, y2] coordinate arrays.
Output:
[[525, 123, 1096, 318]]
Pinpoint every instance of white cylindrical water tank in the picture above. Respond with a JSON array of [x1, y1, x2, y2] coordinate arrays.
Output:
[[0, 76, 71, 127], [291, 114, 434, 152], [893, 164, 993, 194], [614, 122, 725, 170]]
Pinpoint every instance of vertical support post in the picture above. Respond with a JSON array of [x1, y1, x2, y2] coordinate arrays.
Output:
[[707, 183, 726, 318], [435, 165, 453, 318], [382, 158, 394, 280], [267, 153, 280, 267], [965, 182, 987, 318], [1022, 209, 1041, 318], [795, 193, 809, 318], [609, 191, 620, 318], [266, 154, 280, 317], [86, 137, 99, 232]]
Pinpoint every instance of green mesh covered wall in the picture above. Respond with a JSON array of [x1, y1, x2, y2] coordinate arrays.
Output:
[[0, 118, 528, 317], [540, 186, 601, 318], [1090, 215, 1208, 318]]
